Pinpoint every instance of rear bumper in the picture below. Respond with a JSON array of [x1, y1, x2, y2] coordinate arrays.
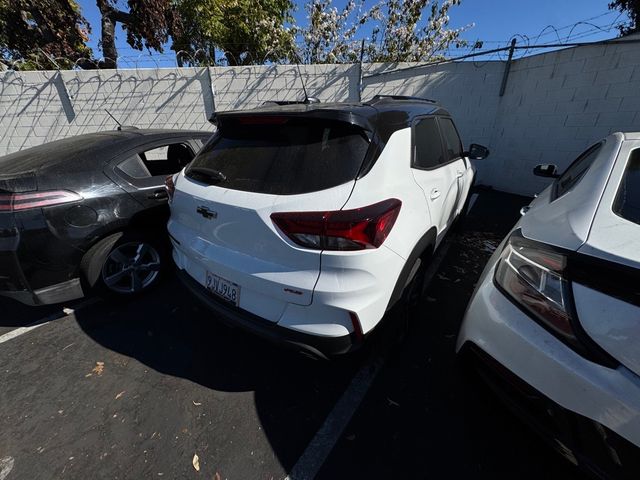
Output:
[[0, 219, 83, 306], [176, 268, 359, 359], [460, 344, 640, 478]]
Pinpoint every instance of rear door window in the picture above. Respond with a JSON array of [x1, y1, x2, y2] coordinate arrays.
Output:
[[117, 142, 196, 181], [185, 118, 370, 195], [413, 117, 445, 169], [438, 117, 463, 162], [613, 149, 640, 225], [555, 143, 603, 199]]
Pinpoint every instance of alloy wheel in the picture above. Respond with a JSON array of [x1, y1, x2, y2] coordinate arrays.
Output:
[[101, 242, 161, 294]]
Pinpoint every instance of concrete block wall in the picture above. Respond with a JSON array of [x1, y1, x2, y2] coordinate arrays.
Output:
[[488, 39, 640, 195], [0, 64, 359, 156]]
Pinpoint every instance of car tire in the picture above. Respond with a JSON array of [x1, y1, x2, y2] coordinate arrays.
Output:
[[81, 231, 168, 298]]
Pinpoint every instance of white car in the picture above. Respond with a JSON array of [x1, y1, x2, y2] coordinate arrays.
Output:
[[167, 96, 488, 358], [457, 132, 640, 476]]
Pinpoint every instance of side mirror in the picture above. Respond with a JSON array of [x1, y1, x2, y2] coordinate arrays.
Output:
[[464, 143, 490, 160], [533, 164, 559, 178]]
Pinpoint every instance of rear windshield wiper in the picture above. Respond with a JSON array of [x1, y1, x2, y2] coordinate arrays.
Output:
[[186, 166, 227, 184]]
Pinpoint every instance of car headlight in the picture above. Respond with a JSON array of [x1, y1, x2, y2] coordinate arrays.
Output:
[[495, 234, 577, 344]]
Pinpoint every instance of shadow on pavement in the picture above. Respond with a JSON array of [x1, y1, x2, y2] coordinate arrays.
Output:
[[71, 279, 363, 475]]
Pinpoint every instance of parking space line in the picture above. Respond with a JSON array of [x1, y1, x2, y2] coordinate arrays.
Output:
[[0, 298, 100, 346], [286, 243, 450, 480]]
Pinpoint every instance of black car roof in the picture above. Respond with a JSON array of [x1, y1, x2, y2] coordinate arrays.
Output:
[[214, 96, 449, 139], [0, 129, 211, 176]]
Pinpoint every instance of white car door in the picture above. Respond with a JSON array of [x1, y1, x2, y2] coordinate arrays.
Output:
[[438, 117, 471, 215], [410, 116, 460, 239]]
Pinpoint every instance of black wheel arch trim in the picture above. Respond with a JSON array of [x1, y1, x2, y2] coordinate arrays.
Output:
[[386, 226, 437, 310]]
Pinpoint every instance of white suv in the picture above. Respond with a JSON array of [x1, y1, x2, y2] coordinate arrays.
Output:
[[167, 96, 488, 358]]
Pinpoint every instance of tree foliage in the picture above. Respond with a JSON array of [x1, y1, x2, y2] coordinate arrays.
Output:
[[609, 0, 640, 34], [173, 0, 297, 66], [300, 0, 472, 64], [0, 0, 91, 69], [96, 0, 182, 68]]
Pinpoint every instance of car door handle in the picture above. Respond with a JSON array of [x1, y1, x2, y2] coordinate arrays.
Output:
[[456, 170, 464, 178], [148, 189, 168, 200], [430, 189, 441, 200]]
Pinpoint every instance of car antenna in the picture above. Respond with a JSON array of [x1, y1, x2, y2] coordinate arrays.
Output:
[[293, 58, 318, 104], [105, 109, 123, 131]]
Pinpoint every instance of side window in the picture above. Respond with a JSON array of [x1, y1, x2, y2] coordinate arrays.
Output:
[[116, 142, 196, 182], [439, 117, 463, 162], [413, 118, 445, 169], [139, 143, 195, 177], [118, 155, 151, 178], [613, 149, 640, 225], [555, 142, 603, 198]]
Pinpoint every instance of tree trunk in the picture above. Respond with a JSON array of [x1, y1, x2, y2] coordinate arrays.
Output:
[[96, 0, 131, 69], [96, 0, 117, 68]]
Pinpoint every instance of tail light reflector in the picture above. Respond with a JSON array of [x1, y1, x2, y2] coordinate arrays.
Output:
[[0, 190, 81, 212], [271, 199, 401, 251]]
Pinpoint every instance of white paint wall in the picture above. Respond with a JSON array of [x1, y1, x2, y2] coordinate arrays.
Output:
[[1, 39, 640, 196]]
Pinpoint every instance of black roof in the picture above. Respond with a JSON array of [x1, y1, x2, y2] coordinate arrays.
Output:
[[0, 128, 211, 176], [215, 96, 448, 141]]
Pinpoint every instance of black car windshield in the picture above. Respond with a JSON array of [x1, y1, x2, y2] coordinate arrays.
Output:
[[185, 117, 370, 195], [613, 148, 640, 225]]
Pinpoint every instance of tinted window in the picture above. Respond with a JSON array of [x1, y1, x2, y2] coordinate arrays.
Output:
[[118, 142, 195, 179], [439, 118, 463, 161], [118, 155, 151, 178], [613, 149, 640, 225], [414, 118, 445, 169], [555, 143, 603, 198], [185, 118, 369, 195]]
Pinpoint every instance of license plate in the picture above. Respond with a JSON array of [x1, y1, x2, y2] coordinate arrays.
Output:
[[205, 271, 240, 306]]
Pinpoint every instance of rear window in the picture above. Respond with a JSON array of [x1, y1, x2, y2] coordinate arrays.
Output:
[[613, 149, 640, 225], [185, 118, 369, 195]]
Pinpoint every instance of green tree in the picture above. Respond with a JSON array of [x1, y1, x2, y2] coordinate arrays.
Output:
[[96, 0, 182, 68], [300, 0, 473, 64], [173, 0, 297, 66], [609, 0, 640, 34], [0, 0, 91, 70]]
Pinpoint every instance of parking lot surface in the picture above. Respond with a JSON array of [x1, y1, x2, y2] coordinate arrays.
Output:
[[0, 189, 584, 479]]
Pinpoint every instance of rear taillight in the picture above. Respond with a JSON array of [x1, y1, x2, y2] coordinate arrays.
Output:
[[0, 190, 81, 212], [495, 235, 575, 342], [165, 175, 176, 201], [271, 199, 401, 251]]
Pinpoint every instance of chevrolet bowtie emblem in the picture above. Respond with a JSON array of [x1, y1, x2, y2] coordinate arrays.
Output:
[[196, 206, 217, 219]]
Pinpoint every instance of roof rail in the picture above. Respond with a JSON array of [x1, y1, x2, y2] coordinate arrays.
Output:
[[367, 95, 437, 104]]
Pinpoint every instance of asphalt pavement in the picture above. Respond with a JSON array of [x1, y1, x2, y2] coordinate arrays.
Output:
[[0, 188, 586, 479]]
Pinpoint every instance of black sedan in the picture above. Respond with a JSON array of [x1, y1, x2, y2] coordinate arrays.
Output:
[[0, 128, 211, 306]]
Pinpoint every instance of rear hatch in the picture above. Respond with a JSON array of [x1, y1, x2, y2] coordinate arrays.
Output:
[[168, 113, 372, 321], [575, 145, 640, 376]]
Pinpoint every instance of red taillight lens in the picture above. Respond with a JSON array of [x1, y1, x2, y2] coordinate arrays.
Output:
[[271, 199, 402, 251], [165, 175, 176, 201], [0, 190, 81, 212]]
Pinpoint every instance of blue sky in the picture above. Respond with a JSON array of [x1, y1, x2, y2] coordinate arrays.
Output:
[[76, 0, 629, 66]]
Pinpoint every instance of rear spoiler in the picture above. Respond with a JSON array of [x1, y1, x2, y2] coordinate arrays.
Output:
[[212, 109, 375, 141]]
